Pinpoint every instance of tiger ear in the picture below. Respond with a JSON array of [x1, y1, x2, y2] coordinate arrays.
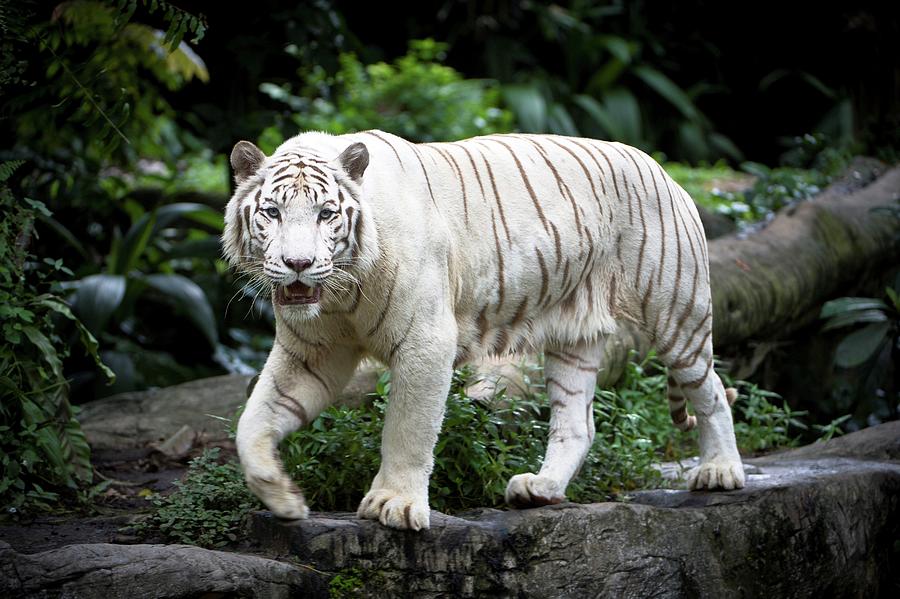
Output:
[[337, 142, 369, 184], [230, 141, 266, 185]]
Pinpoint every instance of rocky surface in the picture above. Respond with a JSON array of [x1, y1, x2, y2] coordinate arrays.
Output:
[[79, 364, 380, 449], [250, 436, 900, 598], [7, 421, 897, 598], [0, 541, 323, 598]]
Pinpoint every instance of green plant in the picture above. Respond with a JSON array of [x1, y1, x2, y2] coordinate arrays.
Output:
[[728, 380, 808, 452], [664, 138, 852, 228], [133, 448, 261, 547], [813, 414, 852, 442], [277, 355, 805, 513], [488, 3, 741, 162], [328, 567, 384, 599], [59, 200, 233, 396], [260, 39, 513, 145], [820, 285, 900, 370], [0, 161, 113, 516]]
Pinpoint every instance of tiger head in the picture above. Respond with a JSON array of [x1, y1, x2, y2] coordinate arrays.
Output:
[[222, 138, 370, 317]]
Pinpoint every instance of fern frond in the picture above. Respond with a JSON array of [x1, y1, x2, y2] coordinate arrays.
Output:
[[0, 159, 25, 182]]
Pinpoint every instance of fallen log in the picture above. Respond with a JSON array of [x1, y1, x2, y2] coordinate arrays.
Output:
[[711, 162, 899, 347]]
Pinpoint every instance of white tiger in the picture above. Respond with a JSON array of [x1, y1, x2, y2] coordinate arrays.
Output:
[[223, 130, 745, 531]]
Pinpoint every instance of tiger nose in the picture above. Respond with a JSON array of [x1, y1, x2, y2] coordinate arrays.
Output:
[[283, 257, 313, 272]]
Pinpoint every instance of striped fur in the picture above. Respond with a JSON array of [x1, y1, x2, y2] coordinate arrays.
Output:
[[224, 131, 745, 530]]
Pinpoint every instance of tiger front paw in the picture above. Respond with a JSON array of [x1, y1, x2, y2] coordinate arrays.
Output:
[[687, 458, 745, 491], [245, 469, 310, 520], [505, 473, 565, 508], [357, 488, 430, 531]]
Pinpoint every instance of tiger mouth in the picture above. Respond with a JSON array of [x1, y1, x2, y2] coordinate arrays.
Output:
[[276, 282, 321, 306]]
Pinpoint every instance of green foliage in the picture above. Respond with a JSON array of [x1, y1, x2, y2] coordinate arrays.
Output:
[[489, 3, 741, 162], [7, 0, 208, 160], [821, 291, 899, 370], [261, 39, 513, 144], [328, 567, 383, 599], [728, 381, 808, 453], [133, 448, 261, 547], [665, 139, 852, 226], [278, 355, 808, 513], [0, 161, 112, 516], [59, 200, 234, 396], [820, 280, 900, 370]]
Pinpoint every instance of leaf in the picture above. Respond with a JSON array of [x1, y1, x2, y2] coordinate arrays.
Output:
[[597, 35, 632, 64], [69, 274, 127, 337], [834, 322, 890, 368], [600, 88, 642, 145], [573, 94, 620, 139], [820, 297, 888, 319], [502, 84, 547, 133], [0, 160, 25, 182], [22, 326, 64, 380], [677, 122, 708, 162], [114, 210, 157, 274], [886, 287, 900, 312], [821, 309, 888, 331], [115, 203, 224, 274], [547, 103, 579, 137], [165, 237, 223, 260], [633, 65, 700, 121], [35, 295, 116, 383], [143, 273, 219, 347]]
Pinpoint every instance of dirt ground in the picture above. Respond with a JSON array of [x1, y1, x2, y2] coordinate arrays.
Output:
[[0, 442, 236, 555]]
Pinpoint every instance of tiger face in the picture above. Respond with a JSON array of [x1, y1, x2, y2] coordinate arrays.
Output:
[[223, 140, 369, 317]]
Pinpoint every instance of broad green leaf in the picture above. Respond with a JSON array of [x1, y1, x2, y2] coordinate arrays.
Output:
[[115, 203, 226, 274], [547, 103, 579, 137], [165, 237, 223, 260], [502, 84, 547, 133], [35, 425, 73, 487], [834, 322, 890, 368], [115, 211, 157, 274], [601, 88, 642, 145], [22, 326, 63, 380], [573, 94, 620, 139], [597, 35, 633, 64], [677, 122, 708, 162], [143, 273, 219, 347], [69, 274, 127, 337], [885, 287, 900, 311], [820, 297, 888, 319], [633, 65, 700, 121], [34, 294, 116, 383], [740, 161, 770, 178], [822, 309, 888, 331]]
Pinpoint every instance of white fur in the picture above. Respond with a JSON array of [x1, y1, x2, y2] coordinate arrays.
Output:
[[224, 131, 744, 530]]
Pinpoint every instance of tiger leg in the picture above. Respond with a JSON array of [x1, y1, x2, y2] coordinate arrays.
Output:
[[506, 339, 602, 508], [236, 340, 360, 518], [662, 334, 745, 491], [356, 319, 457, 531]]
